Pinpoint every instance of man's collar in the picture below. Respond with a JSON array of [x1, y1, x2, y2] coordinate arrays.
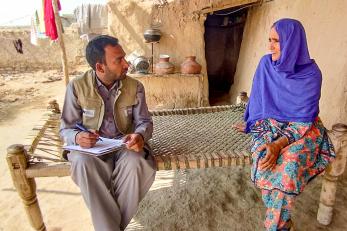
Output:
[[94, 72, 119, 90]]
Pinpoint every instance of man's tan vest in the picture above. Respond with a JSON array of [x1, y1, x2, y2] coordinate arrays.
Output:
[[73, 70, 139, 135]]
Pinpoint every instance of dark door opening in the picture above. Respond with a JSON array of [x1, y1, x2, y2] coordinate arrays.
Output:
[[204, 7, 247, 105]]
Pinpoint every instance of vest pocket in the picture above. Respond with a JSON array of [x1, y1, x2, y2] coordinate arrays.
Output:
[[80, 99, 102, 130], [117, 100, 137, 133], [123, 106, 133, 118]]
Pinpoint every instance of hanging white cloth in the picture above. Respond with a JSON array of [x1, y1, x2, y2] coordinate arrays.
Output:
[[30, 9, 48, 46], [30, 15, 39, 46], [74, 4, 108, 39]]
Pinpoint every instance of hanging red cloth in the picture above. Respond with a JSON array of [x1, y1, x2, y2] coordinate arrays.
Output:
[[44, 0, 61, 40]]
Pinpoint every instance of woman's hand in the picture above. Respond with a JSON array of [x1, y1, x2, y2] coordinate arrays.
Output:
[[258, 142, 281, 170], [258, 136, 289, 171], [232, 122, 246, 133]]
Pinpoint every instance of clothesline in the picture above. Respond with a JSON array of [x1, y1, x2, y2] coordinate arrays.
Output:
[[0, 14, 31, 26], [0, 36, 22, 40]]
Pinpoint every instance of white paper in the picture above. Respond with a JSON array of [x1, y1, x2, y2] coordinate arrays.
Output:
[[63, 137, 125, 156]]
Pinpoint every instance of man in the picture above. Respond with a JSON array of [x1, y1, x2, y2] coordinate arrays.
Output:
[[60, 35, 156, 231]]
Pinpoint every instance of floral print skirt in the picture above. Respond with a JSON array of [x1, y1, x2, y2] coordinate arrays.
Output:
[[250, 118, 335, 230]]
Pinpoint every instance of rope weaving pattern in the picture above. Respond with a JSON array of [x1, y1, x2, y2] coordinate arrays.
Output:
[[150, 105, 251, 170], [27, 105, 252, 171]]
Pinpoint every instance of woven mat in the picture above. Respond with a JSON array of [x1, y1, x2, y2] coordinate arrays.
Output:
[[27, 105, 251, 170], [150, 105, 251, 170]]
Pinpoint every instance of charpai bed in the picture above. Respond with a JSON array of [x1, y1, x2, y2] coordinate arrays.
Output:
[[6, 101, 347, 230]]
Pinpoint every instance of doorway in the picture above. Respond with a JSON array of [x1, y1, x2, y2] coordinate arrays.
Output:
[[204, 7, 247, 105]]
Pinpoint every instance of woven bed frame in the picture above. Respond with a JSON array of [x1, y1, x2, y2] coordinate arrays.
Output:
[[6, 101, 347, 230]]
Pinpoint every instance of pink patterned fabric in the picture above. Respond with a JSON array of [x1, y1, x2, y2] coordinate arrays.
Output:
[[251, 118, 335, 195], [250, 118, 335, 230], [262, 189, 295, 230]]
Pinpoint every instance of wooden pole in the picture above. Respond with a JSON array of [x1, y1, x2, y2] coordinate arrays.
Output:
[[151, 42, 154, 73], [6, 144, 46, 231], [52, 0, 69, 86], [317, 123, 347, 225]]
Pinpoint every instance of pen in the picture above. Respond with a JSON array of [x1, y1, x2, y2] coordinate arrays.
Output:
[[76, 123, 103, 141]]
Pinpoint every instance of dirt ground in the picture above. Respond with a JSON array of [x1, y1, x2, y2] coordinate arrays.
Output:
[[0, 68, 346, 231]]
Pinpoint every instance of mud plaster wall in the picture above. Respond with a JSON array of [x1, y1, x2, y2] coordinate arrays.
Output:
[[130, 73, 203, 109], [107, 0, 258, 106], [230, 0, 347, 129], [0, 28, 87, 70]]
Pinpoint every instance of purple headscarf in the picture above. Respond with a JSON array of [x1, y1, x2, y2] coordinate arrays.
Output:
[[244, 18, 322, 132]]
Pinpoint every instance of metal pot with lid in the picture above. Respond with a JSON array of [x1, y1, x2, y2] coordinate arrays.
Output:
[[144, 28, 161, 43]]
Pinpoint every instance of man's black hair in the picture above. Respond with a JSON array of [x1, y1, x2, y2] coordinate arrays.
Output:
[[85, 35, 119, 71]]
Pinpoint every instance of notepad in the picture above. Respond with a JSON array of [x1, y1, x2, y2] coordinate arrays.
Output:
[[63, 137, 125, 156]]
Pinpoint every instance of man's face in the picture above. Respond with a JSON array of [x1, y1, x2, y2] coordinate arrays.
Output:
[[97, 45, 129, 86], [268, 27, 281, 61]]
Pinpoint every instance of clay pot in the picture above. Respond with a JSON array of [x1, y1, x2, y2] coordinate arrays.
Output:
[[155, 55, 175, 74], [180, 56, 202, 74], [236, 91, 249, 105]]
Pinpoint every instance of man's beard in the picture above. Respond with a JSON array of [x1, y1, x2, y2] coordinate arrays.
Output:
[[119, 71, 127, 80], [106, 70, 127, 81]]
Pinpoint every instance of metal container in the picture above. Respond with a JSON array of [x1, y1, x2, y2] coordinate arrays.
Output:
[[144, 28, 161, 43], [133, 56, 150, 74]]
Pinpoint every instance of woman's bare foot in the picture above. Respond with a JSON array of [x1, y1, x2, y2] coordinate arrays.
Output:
[[232, 122, 246, 133]]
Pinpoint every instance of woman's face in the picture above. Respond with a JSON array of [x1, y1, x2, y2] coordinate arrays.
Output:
[[268, 27, 281, 61]]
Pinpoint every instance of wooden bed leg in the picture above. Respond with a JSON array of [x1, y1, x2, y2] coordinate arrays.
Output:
[[317, 123, 347, 225], [6, 144, 46, 231]]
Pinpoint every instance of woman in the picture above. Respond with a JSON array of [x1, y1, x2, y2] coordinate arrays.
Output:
[[236, 18, 335, 230]]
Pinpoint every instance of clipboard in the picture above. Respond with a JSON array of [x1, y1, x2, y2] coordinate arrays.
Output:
[[63, 137, 125, 156]]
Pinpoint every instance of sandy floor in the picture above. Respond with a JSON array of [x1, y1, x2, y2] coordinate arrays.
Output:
[[0, 69, 346, 231]]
